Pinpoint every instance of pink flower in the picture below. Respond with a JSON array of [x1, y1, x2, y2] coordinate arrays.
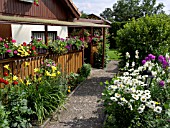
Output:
[[0, 37, 2, 41], [6, 49, 12, 53], [12, 39, 16, 43], [14, 50, 18, 54], [4, 44, 9, 48]]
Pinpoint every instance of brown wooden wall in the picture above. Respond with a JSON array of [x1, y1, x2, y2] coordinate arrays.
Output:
[[0, 51, 83, 88], [0, 0, 74, 20], [0, 24, 12, 38]]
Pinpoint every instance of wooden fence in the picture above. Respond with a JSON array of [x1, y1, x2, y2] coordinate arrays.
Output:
[[0, 51, 83, 88]]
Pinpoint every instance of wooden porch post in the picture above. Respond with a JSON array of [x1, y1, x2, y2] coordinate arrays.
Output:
[[90, 27, 94, 66], [102, 27, 106, 69], [45, 25, 48, 45], [82, 27, 85, 65]]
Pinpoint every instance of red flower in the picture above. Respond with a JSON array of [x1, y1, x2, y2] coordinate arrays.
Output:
[[13, 81, 18, 85], [0, 78, 3, 83], [23, 42, 27, 46], [4, 80, 9, 85], [4, 72, 8, 76], [32, 46, 36, 50], [12, 39, 16, 43]]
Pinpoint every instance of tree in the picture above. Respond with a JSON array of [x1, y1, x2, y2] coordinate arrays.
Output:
[[100, 0, 165, 22], [80, 11, 88, 18]]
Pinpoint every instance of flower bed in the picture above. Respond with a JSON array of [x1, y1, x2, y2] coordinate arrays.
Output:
[[101, 50, 170, 128], [0, 59, 91, 128]]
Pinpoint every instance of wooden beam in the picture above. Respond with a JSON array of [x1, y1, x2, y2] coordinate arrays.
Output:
[[102, 27, 106, 69], [45, 25, 48, 45], [82, 27, 85, 64]]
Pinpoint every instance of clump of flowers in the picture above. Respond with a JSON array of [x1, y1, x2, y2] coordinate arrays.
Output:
[[102, 50, 170, 128], [34, 0, 39, 6]]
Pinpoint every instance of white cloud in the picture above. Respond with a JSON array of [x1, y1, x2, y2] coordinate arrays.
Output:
[[72, 0, 170, 15]]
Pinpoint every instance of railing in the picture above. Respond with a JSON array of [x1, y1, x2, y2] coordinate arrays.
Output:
[[0, 50, 83, 88]]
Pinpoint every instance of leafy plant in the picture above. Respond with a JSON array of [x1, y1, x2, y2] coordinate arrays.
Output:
[[0, 102, 9, 128], [79, 63, 91, 78]]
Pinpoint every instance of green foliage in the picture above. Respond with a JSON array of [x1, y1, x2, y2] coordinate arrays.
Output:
[[0, 102, 9, 128], [116, 14, 170, 67], [1, 85, 33, 128], [79, 63, 91, 78], [100, 0, 165, 22]]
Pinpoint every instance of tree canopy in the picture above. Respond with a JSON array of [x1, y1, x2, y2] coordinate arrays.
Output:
[[100, 0, 165, 22]]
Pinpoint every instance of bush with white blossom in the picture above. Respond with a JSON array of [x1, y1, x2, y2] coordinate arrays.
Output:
[[102, 50, 170, 128]]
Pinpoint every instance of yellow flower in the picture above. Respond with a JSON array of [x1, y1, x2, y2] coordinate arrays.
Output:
[[34, 68, 39, 73], [57, 71, 61, 75], [38, 77, 42, 81], [155, 102, 160, 105], [51, 66, 57, 72], [4, 64, 10, 70], [26, 80, 31, 86], [68, 90, 71, 93], [45, 71, 51, 76], [13, 75, 18, 81], [25, 62, 30, 67], [68, 86, 71, 89], [51, 73, 56, 77]]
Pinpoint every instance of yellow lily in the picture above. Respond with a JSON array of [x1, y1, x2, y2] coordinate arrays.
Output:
[[51, 66, 57, 72], [13, 75, 18, 81], [34, 68, 39, 73], [45, 70, 51, 76], [25, 62, 30, 67], [57, 71, 61, 75], [51, 73, 56, 77], [4, 64, 10, 70], [26, 80, 31, 86]]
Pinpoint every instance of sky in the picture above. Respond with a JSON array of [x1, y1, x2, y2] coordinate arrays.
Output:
[[72, 0, 170, 15]]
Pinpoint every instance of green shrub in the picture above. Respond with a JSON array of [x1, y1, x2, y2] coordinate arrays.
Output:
[[79, 63, 91, 78], [0, 102, 9, 128], [116, 14, 170, 67]]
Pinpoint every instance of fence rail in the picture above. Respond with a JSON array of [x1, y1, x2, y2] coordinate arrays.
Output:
[[0, 51, 83, 88]]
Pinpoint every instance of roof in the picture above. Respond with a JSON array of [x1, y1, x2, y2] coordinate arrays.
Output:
[[74, 18, 104, 24], [88, 14, 112, 25], [63, 0, 81, 19], [0, 15, 110, 28]]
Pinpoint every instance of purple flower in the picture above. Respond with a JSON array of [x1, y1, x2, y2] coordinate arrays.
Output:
[[159, 80, 165, 87], [65, 45, 71, 50], [158, 55, 164, 62], [47, 64, 51, 67], [6, 49, 12, 53], [145, 57, 150, 61], [142, 60, 146, 65], [13, 50, 18, 54], [148, 54, 156, 60]]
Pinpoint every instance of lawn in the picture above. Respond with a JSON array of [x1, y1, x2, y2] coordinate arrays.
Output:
[[107, 49, 121, 60]]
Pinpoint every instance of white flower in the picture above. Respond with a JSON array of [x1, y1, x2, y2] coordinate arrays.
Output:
[[114, 80, 120, 85], [126, 62, 129, 67], [118, 102, 124, 106], [123, 72, 129, 76], [154, 106, 162, 113], [138, 107, 144, 113], [138, 66, 143, 71], [144, 90, 150, 94], [135, 55, 139, 59], [110, 85, 118, 90], [145, 94, 151, 99], [130, 99, 135, 103], [110, 97, 118, 102], [132, 62, 135, 67], [147, 101, 155, 109], [120, 97, 128, 103], [152, 71, 157, 76], [115, 93, 121, 98], [128, 103, 133, 110], [132, 94, 139, 100], [135, 50, 139, 55], [140, 95, 147, 102], [130, 87, 136, 93], [126, 52, 130, 58]]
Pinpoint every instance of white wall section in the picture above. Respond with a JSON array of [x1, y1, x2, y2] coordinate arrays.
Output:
[[11, 24, 68, 44]]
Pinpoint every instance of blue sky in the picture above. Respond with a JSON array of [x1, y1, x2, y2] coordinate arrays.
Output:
[[72, 0, 170, 15]]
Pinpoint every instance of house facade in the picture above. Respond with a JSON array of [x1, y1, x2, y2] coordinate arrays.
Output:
[[0, 0, 80, 44]]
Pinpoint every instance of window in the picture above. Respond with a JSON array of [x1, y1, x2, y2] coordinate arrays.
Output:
[[32, 31, 57, 41], [19, 0, 34, 3]]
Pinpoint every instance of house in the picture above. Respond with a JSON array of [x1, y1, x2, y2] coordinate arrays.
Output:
[[0, 0, 80, 44]]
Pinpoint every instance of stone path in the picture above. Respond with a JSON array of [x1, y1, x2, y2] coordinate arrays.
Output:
[[45, 61, 118, 128]]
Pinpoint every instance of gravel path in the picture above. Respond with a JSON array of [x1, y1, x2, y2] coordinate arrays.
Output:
[[45, 61, 119, 128]]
